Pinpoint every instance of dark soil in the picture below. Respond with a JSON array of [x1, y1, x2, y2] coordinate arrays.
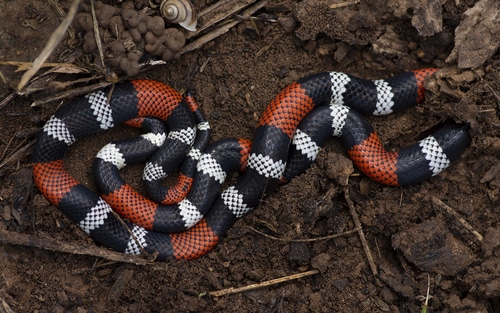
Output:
[[1, 0, 500, 312]]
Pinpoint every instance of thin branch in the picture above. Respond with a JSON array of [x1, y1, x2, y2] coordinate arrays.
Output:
[[0, 229, 151, 266], [90, 0, 105, 68], [0, 140, 35, 171], [249, 226, 361, 243], [343, 186, 379, 278], [207, 270, 319, 297], [180, 0, 268, 54], [431, 196, 483, 242]]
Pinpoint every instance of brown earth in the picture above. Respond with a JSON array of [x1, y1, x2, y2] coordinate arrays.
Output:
[[1, 0, 500, 312]]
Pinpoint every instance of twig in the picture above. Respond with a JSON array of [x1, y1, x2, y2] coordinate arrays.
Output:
[[0, 140, 35, 171], [249, 226, 361, 243], [343, 186, 379, 278], [31, 81, 111, 107], [0, 229, 151, 266], [0, 69, 6, 84], [17, 0, 82, 91], [0, 131, 17, 161], [186, 0, 259, 39], [0, 61, 85, 73], [90, 0, 105, 68], [431, 196, 483, 242], [329, 0, 360, 9], [180, 0, 268, 54], [0, 93, 15, 111], [197, 0, 234, 17], [207, 269, 319, 297], [0, 298, 16, 313]]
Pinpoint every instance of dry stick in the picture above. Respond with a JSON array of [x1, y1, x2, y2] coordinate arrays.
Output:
[[187, 0, 258, 39], [17, 0, 82, 91], [2, 49, 84, 104], [0, 69, 7, 84], [207, 269, 319, 297], [0, 61, 85, 72], [0, 229, 151, 265], [31, 81, 111, 107], [0, 132, 17, 162], [90, 0, 105, 68], [0, 298, 16, 313], [180, 0, 268, 54], [0, 93, 15, 111], [249, 226, 361, 243], [431, 195, 483, 242], [329, 0, 360, 9], [0, 140, 35, 171], [343, 186, 379, 278], [197, 0, 234, 17]]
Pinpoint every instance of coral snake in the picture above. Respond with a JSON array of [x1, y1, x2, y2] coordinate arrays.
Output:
[[32, 68, 471, 260]]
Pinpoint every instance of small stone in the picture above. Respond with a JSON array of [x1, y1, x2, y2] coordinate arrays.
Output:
[[325, 152, 354, 186], [311, 253, 331, 273], [373, 297, 390, 312], [277, 17, 296, 33]]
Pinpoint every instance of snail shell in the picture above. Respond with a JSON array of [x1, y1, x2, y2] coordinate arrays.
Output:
[[160, 0, 197, 32]]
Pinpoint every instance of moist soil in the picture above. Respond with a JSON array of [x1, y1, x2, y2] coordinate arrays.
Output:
[[1, 0, 500, 312]]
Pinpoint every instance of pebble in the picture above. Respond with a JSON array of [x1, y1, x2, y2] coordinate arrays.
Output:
[[311, 253, 331, 273], [277, 17, 296, 33]]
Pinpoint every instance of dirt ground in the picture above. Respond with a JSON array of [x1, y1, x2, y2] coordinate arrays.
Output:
[[1, 0, 500, 312]]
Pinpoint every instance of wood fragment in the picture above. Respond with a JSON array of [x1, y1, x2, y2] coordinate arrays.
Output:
[[343, 186, 379, 279], [0, 61, 86, 73], [90, 0, 105, 68], [0, 298, 16, 313], [0, 132, 17, 162], [329, 0, 360, 9], [479, 162, 500, 183], [199, 56, 211, 73], [10, 50, 83, 97], [431, 196, 483, 242], [180, 0, 268, 55], [0, 69, 6, 84], [187, 0, 259, 39], [0, 140, 35, 171], [249, 226, 361, 243], [0, 229, 152, 265], [31, 81, 111, 107], [207, 269, 319, 297], [0, 94, 15, 111]]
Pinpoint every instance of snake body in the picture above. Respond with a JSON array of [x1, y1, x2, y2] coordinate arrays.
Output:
[[32, 69, 470, 260]]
